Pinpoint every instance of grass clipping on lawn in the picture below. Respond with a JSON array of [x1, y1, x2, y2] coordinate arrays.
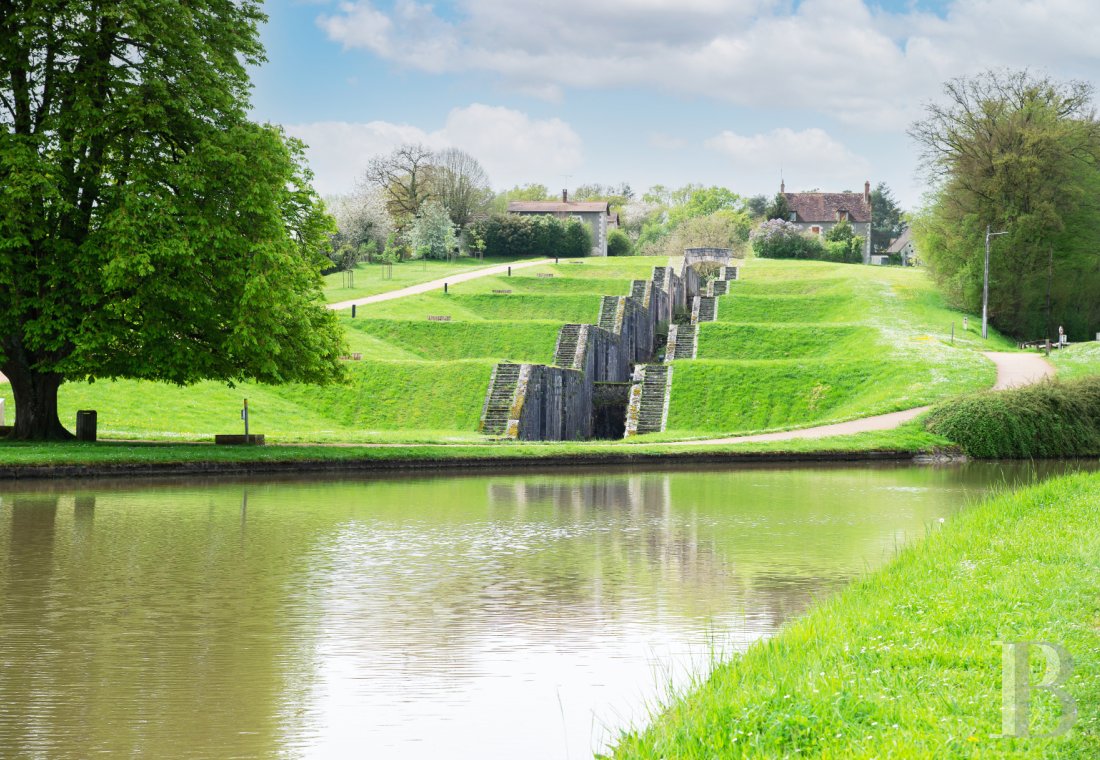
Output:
[[925, 376, 1100, 458], [608, 471, 1100, 758]]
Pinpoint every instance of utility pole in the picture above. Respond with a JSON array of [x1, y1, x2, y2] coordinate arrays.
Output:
[[982, 224, 1009, 339]]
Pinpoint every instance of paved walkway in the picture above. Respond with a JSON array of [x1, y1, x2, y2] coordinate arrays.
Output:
[[328, 258, 552, 310], [669, 351, 1055, 447], [984, 351, 1056, 389]]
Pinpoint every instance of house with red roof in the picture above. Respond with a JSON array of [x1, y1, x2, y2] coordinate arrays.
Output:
[[781, 180, 873, 264]]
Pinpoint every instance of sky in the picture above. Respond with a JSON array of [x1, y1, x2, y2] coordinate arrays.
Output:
[[250, 0, 1100, 211]]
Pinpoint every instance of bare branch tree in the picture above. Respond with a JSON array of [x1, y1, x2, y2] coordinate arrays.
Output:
[[362, 143, 436, 226], [432, 147, 492, 229]]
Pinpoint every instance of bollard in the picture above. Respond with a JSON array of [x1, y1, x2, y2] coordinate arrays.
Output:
[[76, 410, 97, 442], [444, 282, 448, 294], [508, 266, 512, 277], [555, 257, 559, 264], [351, 304, 356, 318]]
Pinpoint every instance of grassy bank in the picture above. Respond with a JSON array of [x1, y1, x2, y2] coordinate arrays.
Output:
[[925, 376, 1100, 458], [0, 422, 950, 472], [608, 471, 1100, 758], [1049, 342, 1100, 380], [663, 259, 1010, 438]]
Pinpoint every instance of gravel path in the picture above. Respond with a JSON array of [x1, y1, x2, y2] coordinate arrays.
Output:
[[671, 351, 1055, 447], [327, 258, 553, 311]]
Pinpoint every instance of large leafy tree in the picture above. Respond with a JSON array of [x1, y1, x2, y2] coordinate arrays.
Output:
[[0, 0, 345, 439], [869, 182, 905, 255], [910, 70, 1100, 339]]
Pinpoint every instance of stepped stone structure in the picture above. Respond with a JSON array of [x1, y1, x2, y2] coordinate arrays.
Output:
[[479, 247, 741, 441]]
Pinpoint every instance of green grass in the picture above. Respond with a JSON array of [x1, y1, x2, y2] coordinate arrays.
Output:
[[0, 256, 1023, 447], [341, 319, 560, 363], [11, 361, 495, 443], [344, 292, 603, 323], [646, 259, 1012, 439], [925, 376, 1100, 458], [322, 256, 523, 303], [0, 421, 949, 469], [608, 471, 1100, 758], [1049, 342, 1100, 379]]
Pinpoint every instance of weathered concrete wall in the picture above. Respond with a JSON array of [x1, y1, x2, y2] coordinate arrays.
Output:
[[514, 364, 590, 441], [498, 262, 689, 441]]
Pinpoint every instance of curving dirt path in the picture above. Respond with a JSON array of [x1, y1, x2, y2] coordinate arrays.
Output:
[[668, 351, 1055, 447], [327, 258, 553, 311], [983, 351, 1056, 389]]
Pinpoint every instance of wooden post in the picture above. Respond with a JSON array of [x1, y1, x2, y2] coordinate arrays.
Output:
[[508, 266, 512, 277], [242, 398, 249, 438], [351, 304, 356, 318], [444, 282, 448, 294]]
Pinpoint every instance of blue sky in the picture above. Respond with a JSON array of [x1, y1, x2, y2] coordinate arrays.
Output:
[[251, 0, 1100, 211]]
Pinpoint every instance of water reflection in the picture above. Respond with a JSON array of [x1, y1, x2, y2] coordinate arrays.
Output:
[[0, 461, 1093, 759]]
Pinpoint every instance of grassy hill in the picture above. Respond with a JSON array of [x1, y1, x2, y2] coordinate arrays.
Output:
[[0, 256, 1026, 443], [0, 257, 662, 442], [659, 259, 1013, 439]]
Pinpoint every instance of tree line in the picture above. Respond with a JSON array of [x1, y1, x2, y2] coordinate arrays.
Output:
[[911, 69, 1100, 341]]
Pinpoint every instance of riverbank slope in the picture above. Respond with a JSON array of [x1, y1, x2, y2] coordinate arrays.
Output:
[[608, 472, 1100, 758]]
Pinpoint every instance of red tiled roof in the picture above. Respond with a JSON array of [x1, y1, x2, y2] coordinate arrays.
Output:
[[783, 192, 871, 223], [507, 201, 610, 214]]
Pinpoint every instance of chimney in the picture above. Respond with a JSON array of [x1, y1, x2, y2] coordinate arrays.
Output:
[[864, 180, 871, 203], [562, 189, 568, 203], [780, 179, 785, 193]]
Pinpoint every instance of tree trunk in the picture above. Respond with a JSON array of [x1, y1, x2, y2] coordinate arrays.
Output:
[[1, 359, 73, 441]]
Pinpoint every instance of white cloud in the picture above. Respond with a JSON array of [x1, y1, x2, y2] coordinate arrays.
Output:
[[705, 127, 871, 189], [284, 104, 583, 195], [316, 0, 1100, 128]]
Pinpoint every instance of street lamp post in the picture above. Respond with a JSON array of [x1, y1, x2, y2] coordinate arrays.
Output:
[[982, 224, 1009, 339]]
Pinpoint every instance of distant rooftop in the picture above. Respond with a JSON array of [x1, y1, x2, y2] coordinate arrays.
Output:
[[783, 192, 871, 224], [508, 200, 611, 214]]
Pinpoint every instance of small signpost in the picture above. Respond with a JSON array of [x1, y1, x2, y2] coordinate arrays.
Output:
[[537, 273, 555, 278], [492, 289, 512, 294], [215, 398, 264, 445], [428, 315, 452, 322]]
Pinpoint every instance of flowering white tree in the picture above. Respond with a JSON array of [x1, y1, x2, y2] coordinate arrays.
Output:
[[407, 201, 458, 260]]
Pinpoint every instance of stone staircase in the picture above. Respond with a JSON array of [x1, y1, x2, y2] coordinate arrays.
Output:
[[479, 363, 522, 436], [666, 323, 697, 361], [708, 279, 730, 297], [625, 364, 672, 436], [554, 324, 583, 367], [652, 266, 670, 291], [631, 279, 649, 300], [598, 296, 622, 332], [722, 265, 739, 281], [692, 296, 718, 323]]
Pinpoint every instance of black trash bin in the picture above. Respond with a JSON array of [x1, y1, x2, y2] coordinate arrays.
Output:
[[76, 410, 97, 442]]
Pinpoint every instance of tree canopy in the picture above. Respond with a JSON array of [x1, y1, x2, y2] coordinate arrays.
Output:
[[0, 0, 344, 439], [910, 70, 1100, 339]]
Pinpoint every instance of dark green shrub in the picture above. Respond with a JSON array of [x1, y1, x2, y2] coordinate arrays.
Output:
[[925, 376, 1100, 458], [607, 228, 633, 256], [470, 214, 591, 258]]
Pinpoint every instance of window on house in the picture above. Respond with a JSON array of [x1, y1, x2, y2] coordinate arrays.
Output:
[[789, 212, 797, 222], [811, 226, 821, 234]]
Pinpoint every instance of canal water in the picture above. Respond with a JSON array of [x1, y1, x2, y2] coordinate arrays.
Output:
[[0, 462, 1090, 758]]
